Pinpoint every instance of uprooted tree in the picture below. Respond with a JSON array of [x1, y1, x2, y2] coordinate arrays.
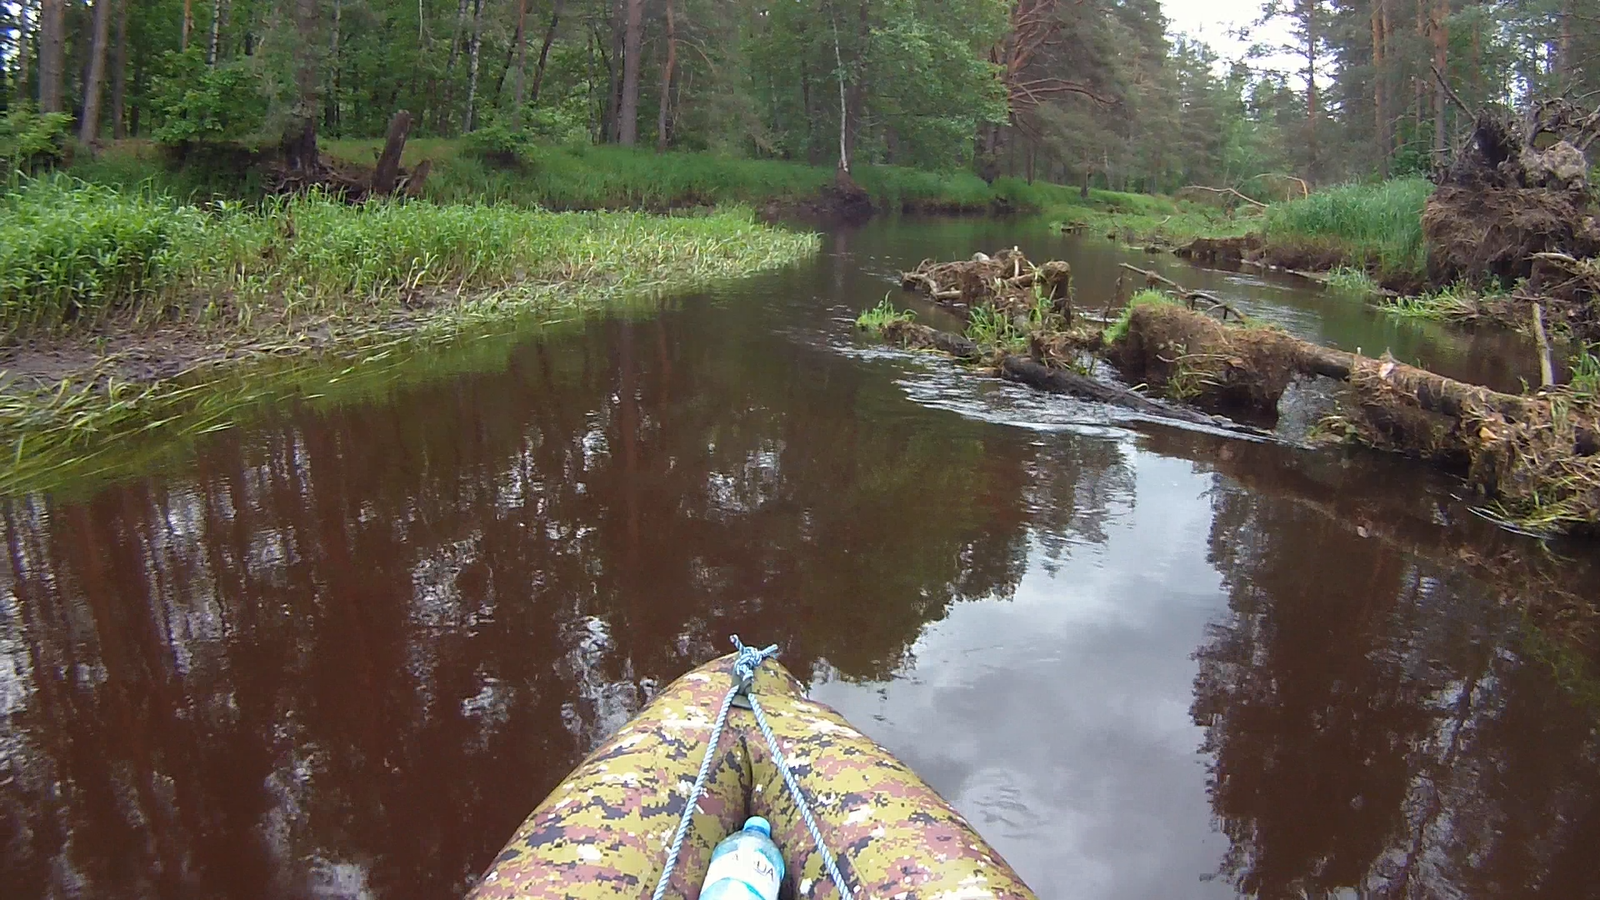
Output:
[[1424, 97, 1600, 342]]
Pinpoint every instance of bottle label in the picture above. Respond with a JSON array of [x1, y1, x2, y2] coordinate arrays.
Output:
[[703, 848, 780, 900]]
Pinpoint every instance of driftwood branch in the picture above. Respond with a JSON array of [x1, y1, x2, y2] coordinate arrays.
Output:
[[1118, 263, 1241, 320], [1532, 302, 1556, 388], [1182, 184, 1268, 209], [1251, 172, 1310, 198], [1431, 64, 1473, 117]]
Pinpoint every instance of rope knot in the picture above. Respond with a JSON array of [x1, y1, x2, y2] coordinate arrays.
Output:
[[730, 635, 779, 688]]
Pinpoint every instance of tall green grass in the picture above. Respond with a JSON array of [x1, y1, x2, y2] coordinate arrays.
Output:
[[0, 175, 819, 335], [1043, 186, 1257, 244], [316, 140, 1017, 213], [1264, 178, 1433, 282], [1, 176, 821, 494], [1573, 343, 1600, 396], [855, 297, 916, 334]]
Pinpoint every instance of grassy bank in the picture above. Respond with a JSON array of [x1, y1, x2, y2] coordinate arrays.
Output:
[[1261, 179, 1432, 284], [0, 177, 819, 494], [1048, 190, 1258, 246]]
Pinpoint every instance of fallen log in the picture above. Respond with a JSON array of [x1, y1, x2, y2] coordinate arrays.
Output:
[[1000, 355, 1259, 433], [1180, 184, 1268, 209], [1117, 301, 1600, 532], [880, 321, 981, 359]]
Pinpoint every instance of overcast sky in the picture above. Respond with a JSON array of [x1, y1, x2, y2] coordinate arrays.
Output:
[[1163, 0, 1300, 76]]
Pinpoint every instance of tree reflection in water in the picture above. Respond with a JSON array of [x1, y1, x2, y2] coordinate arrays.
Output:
[[0, 314, 1039, 899], [1189, 438, 1600, 900]]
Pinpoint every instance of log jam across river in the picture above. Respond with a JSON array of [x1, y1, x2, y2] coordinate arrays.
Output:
[[2, 218, 1598, 899]]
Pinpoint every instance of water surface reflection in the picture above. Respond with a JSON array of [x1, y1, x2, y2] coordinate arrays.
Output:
[[2, 220, 1596, 900]]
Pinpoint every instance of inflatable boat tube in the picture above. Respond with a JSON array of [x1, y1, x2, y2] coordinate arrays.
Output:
[[468, 654, 1038, 900]]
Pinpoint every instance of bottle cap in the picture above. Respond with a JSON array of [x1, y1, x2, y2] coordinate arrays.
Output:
[[743, 816, 772, 837]]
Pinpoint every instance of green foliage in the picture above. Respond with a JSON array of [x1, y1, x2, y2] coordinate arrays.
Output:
[[1378, 283, 1488, 321], [1325, 266, 1381, 295], [0, 106, 73, 175], [461, 123, 538, 167], [149, 50, 270, 145], [855, 297, 916, 334], [1265, 179, 1433, 282], [965, 303, 1027, 354], [1104, 289, 1174, 344], [1572, 344, 1600, 397], [0, 177, 820, 336]]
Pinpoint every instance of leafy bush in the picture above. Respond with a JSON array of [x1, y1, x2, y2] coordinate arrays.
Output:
[[150, 50, 270, 145], [462, 123, 537, 168], [0, 106, 73, 175], [522, 107, 590, 146]]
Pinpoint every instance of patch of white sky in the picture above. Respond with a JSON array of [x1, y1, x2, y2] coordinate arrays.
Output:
[[1161, 0, 1300, 79]]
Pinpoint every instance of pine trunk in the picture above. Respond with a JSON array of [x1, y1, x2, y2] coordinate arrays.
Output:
[[1432, 0, 1448, 157], [464, 0, 483, 132], [182, 0, 193, 50], [656, 0, 676, 152], [327, 0, 342, 131], [14, 1, 31, 106], [508, 0, 531, 125], [111, 0, 130, 138], [618, 0, 643, 145], [38, 0, 66, 113], [80, 0, 114, 143], [285, 0, 321, 172], [529, 0, 565, 104], [1558, 0, 1574, 81], [1372, 0, 1389, 177], [1303, 0, 1319, 180]]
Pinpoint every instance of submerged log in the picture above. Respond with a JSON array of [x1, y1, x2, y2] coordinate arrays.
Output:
[[879, 321, 981, 359], [999, 356, 1250, 431]]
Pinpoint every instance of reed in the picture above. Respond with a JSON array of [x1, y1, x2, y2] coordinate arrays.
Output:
[[1264, 178, 1433, 282]]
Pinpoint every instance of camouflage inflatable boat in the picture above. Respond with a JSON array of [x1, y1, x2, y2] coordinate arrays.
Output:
[[468, 653, 1038, 900]]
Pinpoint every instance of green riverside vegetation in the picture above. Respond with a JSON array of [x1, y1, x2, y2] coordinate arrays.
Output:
[[0, 176, 820, 494], [855, 298, 917, 335], [1263, 179, 1433, 284], [72, 138, 1123, 218]]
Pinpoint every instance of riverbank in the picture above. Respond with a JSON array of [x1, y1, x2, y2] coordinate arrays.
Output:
[[0, 178, 819, 494], [69, 138, 1240, 227]]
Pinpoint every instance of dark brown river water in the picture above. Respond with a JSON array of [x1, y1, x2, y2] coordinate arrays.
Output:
[[4, 219, 1600, 900]]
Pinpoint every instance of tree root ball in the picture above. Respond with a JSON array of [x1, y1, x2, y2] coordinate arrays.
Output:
[[1108, 303, 1297, 417]]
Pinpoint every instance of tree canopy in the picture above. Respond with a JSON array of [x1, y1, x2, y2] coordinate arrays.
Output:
[[1, 0, 1595, 192]]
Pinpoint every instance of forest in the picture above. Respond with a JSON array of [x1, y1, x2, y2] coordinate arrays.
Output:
[[0, 0, 1593, 193]]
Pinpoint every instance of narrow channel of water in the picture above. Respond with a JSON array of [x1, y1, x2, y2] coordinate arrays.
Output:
[[2, 219, 1596, 900]]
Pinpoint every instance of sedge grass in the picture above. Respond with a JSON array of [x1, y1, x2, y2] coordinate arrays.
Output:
[[1264, 179, 1432, 283], [1573, 344, 1600, 397], [0, 178, 820, 495], [1378, 283, 1492, 322], [1104, 289, 1177, 344], [855, 297, 916, 335], [1, 176, 818, 336]]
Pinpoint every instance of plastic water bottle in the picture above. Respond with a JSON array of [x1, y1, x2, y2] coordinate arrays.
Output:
[[699, 816, 785, 900]]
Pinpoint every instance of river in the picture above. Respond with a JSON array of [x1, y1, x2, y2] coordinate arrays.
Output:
[[2, 218, 1598, 900]]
